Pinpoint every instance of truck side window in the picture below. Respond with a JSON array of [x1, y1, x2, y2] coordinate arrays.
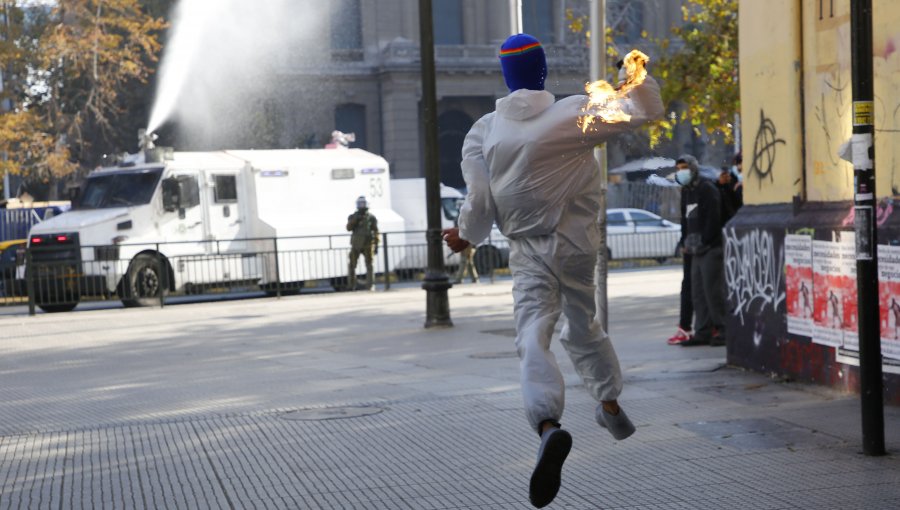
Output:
[[214, 175, 237, 203]]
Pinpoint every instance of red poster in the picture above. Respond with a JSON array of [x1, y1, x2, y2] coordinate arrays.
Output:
[[785, 234, 813, 337], [812, 233, 856, 348]]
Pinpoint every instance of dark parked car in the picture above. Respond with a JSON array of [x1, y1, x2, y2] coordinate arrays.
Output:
[[0, 239, 26, 297]]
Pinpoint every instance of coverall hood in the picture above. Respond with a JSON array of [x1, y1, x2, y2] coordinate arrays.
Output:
[[496, 89, 555, 121]]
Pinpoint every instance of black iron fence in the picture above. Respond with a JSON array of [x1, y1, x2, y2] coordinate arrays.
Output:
[[0, 228, 680, 313]]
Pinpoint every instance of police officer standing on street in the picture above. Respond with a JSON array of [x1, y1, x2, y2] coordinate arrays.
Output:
[[347, 196, 379, 291]]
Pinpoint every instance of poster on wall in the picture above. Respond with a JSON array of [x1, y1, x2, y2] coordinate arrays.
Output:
[[812, 233, 857, 348], [878, 244, 900, 361], [838, 233, 859, 351], [785, 234, 814, 337]]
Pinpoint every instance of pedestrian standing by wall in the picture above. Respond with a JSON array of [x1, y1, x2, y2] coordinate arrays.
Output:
[[346, 196, 379, 291], [673, 155, 726, 346], [442, 34, 664, 508]]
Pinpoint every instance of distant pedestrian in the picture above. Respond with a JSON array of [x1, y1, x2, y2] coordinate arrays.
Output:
[[717, 166, 741, 223], [673, 154, 726, 347], [346, 196, 379, 291], [443, 34, 663, 508], [666, 244, 695, 345], [732, 152, 744, 205]]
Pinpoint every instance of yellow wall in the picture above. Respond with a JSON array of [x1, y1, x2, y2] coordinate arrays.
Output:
[[802, 0, 852, 201], [739, 0, 804, 205], [872, 0, 900, 198], [740, 0, 900, 203]]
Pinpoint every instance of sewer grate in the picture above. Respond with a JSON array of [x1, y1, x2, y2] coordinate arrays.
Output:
[[279, 406, 384, 421], [469, 351, 519, 359]]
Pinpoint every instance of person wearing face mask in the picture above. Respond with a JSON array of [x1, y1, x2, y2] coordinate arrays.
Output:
[[674, 155, 726, 347]]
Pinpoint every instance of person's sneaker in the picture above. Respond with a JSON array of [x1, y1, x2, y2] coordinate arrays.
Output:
[[595, 405, 636, 440], [529, 428, 572, 508], [667, 327, 694, 345]]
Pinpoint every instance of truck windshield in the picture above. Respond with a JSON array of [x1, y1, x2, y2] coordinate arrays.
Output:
[[441, 197, 462, 221], [76, 168, 163, 209]]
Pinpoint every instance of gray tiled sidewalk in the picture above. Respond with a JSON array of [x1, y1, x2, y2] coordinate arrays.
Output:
[[1, 267, 899, 509]]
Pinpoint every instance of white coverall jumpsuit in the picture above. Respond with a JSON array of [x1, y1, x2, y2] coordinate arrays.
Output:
[[457, 77, 664, 433]]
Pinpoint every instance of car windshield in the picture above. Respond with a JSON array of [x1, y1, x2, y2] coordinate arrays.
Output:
[[76, 168, 163, 209]]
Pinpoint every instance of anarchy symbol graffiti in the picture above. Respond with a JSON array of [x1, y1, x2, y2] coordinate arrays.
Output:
[[750, 109, 786, 187]]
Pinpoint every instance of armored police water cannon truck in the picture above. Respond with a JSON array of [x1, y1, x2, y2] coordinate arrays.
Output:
[[26, 140, 404, 312]]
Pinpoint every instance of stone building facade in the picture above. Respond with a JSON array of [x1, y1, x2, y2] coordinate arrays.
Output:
[[269, 0, 684, 187]]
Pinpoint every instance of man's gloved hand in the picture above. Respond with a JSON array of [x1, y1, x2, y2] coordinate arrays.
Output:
[[441, 227, 471, 253]]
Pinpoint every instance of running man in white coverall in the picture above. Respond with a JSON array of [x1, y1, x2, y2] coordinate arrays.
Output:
[[442, 34, 664, 508]]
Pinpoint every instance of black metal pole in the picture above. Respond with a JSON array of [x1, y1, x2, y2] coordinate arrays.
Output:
[[418, 0, 452, 328], [850, 0, 885, 456]]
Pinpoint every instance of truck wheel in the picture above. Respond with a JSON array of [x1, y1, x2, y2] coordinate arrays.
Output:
[[121, 254, 166, 307], [473, 245, 501, 275], [38, 303, 78, 313]]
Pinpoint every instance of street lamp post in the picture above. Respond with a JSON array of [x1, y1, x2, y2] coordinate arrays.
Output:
[[419, 0, 453, 328], [590, 0, 608, 331], [849, 0, 885, 456]]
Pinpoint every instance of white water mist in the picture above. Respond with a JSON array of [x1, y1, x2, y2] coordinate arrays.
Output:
[[146, 0, 328, 147]]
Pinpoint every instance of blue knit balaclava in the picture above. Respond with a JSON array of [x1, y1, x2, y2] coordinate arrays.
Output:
[[499, 34, 547, 92]]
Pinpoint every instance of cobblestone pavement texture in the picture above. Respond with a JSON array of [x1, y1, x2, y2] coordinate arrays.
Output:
[[1, 267, 899, 509]]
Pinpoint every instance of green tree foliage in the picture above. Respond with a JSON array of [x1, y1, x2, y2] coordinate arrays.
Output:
[[0, 0, 167, 195], [568, 0, 739, 147], [651, 0, 739, 146]]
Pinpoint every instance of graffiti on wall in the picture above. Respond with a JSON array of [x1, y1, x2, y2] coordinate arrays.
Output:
[[749, 109, 786, 188], [724, 228, 786, 325]]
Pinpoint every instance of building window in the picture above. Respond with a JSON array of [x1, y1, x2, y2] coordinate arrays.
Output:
[[335, 104, 367, 150], [609, 0, 644, 45], [330, 0, 362, 50], [433, 0, 463, 45], [523, 0, 554, 44]]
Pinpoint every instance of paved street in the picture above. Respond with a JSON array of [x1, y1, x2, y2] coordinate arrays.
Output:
[[1, 266, 899, 509]]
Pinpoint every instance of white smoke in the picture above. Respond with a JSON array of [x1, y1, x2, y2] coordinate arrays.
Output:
[[147, 0, 328, 149]]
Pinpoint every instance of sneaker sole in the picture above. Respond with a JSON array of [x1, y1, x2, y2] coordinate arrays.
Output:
[[529, 430, 572, 508]]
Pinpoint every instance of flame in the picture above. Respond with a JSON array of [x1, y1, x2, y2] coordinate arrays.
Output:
[[578, 49, 650, 132]]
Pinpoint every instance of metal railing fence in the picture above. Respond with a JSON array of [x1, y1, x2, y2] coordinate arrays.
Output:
[[0, 228, 680, 313]]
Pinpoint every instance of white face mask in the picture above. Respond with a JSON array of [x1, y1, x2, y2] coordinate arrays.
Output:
[[675, 169, 693, 186]]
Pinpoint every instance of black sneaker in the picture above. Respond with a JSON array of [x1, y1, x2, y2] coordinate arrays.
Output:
[[710, 328, 725, 346], [529, 428, 572, 508]]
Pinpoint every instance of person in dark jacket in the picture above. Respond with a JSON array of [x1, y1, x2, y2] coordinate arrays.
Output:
[[717, 166, 742, 224], [674, 154, 726, 346]]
